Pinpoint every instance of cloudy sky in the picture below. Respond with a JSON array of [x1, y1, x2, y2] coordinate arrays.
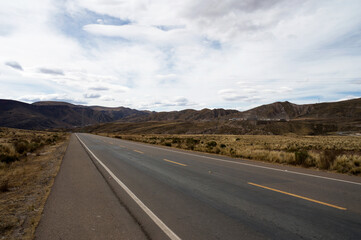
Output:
[[1, 0, 360, 111]]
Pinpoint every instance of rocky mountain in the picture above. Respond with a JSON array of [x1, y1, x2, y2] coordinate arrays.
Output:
[[232, 98, 361, 120], [232, 101, 313, 120], [121, 98, 361, 122], [0, 98, 360, 131], [122, 108, 240, 122]]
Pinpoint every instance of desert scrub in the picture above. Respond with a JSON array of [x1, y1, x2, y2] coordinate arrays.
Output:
[[0, 127, 69, 239], [331, 155, 361, 175], [104, 133, 361, 175], [0, 128, 66, 165]]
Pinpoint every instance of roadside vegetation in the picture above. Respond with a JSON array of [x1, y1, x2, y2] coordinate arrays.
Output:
[[0, 127, 69, 239], [103, 134, 361, 176]]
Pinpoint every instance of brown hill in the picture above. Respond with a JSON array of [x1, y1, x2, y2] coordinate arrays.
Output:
[[123, 108, 240, 122], [0, 100, 147, 130], [1, 98, 360, 133], [79, 98, 361, 135], [233, 101, 313, 120], [232, 98, 361, 120], [120, 98, 361, 122], [80, 118, 361, 136], [298, 98, 361, 119]]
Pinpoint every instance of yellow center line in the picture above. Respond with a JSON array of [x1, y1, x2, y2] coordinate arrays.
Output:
[[248, 182, 346, 211], [133, 150, 144, 154], [163, 159, 187, 167]]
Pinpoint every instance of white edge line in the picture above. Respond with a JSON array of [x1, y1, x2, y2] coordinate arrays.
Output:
[[76, 134, 181, 240], [101, 135, 361, 186]]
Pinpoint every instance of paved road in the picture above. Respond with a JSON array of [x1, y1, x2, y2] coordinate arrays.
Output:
[[40, 133, 361, 239]]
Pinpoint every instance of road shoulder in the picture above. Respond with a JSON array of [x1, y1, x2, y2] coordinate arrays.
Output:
[[35, 134, 147, 240]]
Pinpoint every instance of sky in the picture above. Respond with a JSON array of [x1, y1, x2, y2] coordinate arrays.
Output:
[[0, 0, 361, 111]]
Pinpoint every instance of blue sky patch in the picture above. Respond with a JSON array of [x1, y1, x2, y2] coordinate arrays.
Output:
[[54, 7, 130, 47]]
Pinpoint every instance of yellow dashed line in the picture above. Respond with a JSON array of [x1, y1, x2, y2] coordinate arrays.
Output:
[[163, 159, 187, 167], [133, 150, 144, 154], [248, 182, 346, 210]]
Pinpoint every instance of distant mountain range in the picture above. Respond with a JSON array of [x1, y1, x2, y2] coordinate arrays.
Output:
[[0, 100, 147, 129], [0, 98, 360, 134]]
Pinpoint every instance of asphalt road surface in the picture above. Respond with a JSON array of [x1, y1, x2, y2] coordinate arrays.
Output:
[[37, 133, 361, 239]]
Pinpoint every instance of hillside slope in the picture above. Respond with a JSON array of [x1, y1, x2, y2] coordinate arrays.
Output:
[[122, 108, 240, 122], [0, 100, 148, 129], [232, 98, 361, 120], [0, 98, 360, 131], [120, 98, 361, 122]]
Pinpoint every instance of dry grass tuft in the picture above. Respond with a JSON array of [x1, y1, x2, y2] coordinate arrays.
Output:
[[332, 154, 361, 174]]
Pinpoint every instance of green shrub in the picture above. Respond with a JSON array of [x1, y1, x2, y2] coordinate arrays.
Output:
[[207, 141, 217, 148], [294, 150, 309, 166], [45, 136, 59, 145], [186, 138, 200, 145], [28, 142, 40, 152], [0, 154, 18, 164], [354, 160, 360, 167], [351, 167, 361, 175], [14, 140, 29, 154], [229, 148, 236, 156], [185, 138, 199, 150], [31, 136, 42, 143], [332, 155, 353, 173], [0, 145, 10, 154], [172, 138, 180, 144], [0, 179, 9, 192], [319, 150, 340, 169]]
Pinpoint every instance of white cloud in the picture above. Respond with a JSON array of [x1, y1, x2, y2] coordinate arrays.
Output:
[[1, 0, 360, 111], [5, 61, 23, 71], [156, 74, 177, 80], [19, 93, 85, 104], [337, 95, 360, 101], [218, 85, 294, 102], [83, 23, 197, 47], [88, 86, 109, 91], [218, 89, 236, 95], [174, 97, 189, 105], [72, 0, 304, 43], [38, 67, 64, 75], [83, 93, 101, 99], [135, 96, 198, 110], [218, 89, 248, 101]]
